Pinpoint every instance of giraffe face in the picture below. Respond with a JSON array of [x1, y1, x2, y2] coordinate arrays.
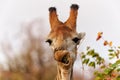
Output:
[[46, 25, 85, 62]]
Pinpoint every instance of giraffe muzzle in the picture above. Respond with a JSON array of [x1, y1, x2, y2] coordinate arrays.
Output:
[[54, 50, 70, 64]]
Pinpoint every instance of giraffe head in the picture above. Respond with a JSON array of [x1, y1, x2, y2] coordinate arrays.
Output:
[[46, 4, 85, 69]]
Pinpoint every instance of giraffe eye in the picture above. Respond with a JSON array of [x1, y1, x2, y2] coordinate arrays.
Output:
[[72, 37, 80, 43], [46, 39, 52, 45]]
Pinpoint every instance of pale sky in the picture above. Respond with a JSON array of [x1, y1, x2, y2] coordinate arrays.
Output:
[[0, 0, 120, 75]]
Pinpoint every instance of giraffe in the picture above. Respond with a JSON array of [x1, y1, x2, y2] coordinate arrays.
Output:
[[46, 4, 85, 80]]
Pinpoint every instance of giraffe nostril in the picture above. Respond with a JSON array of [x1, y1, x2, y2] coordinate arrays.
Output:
[[54, 48, 58, 53], [54, 47, 65, 53]]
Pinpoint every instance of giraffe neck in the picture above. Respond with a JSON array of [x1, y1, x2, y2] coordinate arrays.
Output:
[[56, 64, 73, 80]]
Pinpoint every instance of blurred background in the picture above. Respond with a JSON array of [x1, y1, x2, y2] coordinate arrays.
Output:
[[0, 0, 120, 80]]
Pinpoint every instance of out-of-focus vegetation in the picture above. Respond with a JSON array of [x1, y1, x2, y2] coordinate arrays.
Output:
[[0, 19, 56, 80], [80, 32, 120, 80]]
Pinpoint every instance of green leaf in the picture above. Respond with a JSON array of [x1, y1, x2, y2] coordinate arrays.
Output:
[[109, 53, 115, 56], [100, 65, 106, 69], [94, 77, 101, 80], [87, 49, 95, 56], [94, 71, 99, 75], [118, 46, 120, 49], [108, 49, 114, 52], [117, 68, 120, 72], [116, 60, 120, 64], [96, 57, 103, 65], [81, 55, 86, 59], [104, 68, 113, 75], [88, 62, 96, 68], [110, 63, 117, 68], [109, 57, 114, 59], [82, 58, 89, 65], [92, 53, 99, 57], [96, 57, 103, 63], [95, 73, 105, 79], [97, 61, 101, 65]]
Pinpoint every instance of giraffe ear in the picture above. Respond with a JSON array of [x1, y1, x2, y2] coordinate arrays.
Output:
[[78, 32, 86, 40], [49, 7, 62, 30], [64, 4, 79, 31]]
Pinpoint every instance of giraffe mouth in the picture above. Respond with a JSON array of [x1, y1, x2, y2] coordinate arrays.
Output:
[[54, 50, 70, 64]]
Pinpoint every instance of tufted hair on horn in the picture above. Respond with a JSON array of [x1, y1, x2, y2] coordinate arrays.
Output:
[[65, 4, 79, 31], [49, 7, 63, 30]]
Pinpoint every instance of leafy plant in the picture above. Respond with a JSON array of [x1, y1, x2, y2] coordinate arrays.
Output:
[[80, 48, 104, 68], [80, 32, 120, 80]]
